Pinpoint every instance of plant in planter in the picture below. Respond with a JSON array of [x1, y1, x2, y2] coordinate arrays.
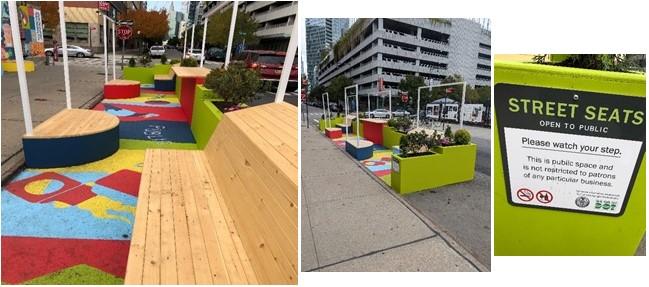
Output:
[[169, 59, 180, 65], [454, 129, 471, 145], [399, 131, 437, 157], [139, 55, 152, 66], [180, 57, 198, 67], [203, 64, 261, 112], [444, 125, 453, 138], [160, 54, 168, 64], [128, 57, 136, 67]]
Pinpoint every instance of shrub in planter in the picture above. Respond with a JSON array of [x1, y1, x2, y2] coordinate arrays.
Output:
[[169, 59, 180, 65], [139, 55, 152, 66], [204, 64, 261, 111], [387, 118, 398, 128], [454, 129, 471, 145], [128, 57, 136, 67], [444, 125, 453, 138], [399, 131, 437, 157], [160, 54, 168, 64], [181, 57, 198, 67]]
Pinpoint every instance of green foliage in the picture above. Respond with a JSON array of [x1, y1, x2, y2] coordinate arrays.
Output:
[[429, 18, 452, 26], [387, 118, 398, 128], [454, 129, 471, 145], [204, 64, 261, 104], [326, 75, 354, 107], [398, 75, 428, 110], [206, 7, 259, 48], [475, 86, 491, 105], [400, 131, 438, 157], [166, 37, 180, 46], [533, 54, 645, 73], [390, 117, 412, 133], [308, 84, 325, 102], [160, 54, 167, 64], [444, 126, 453, 138], [180, 57, 198, 67], [138, 55, 151, 66], [333, 19, 370, 61], [169, 59, 180, 65], [128, 57, 136, 67]]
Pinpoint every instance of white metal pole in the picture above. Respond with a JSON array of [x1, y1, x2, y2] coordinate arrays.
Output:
[[389, 89, 392, 119], [325, 92, 331, 128], [103, 15, 108, 83], [460, 81, 466, 129], [224, 0, 238, 69], [190, 24, 195, 52], [344, 90, 348, 141], [183, 28, 187, 57], [58, 0, 71, 109], [200, 18, 208, 67], [416, 87, 421, 128], [112, 21, 116, 80], [275, 17, 298, 103], [321, 94, 326, 129], [354, 85, 359, 146], [8, 1, 33, 134], [367, 94, 370, 114]]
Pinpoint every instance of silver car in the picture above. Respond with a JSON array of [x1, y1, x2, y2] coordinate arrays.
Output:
[[149, 46, 166, 58], [45, 45, 94, 58], [367, 109, 390, 118], [186, 49, 205, 61]]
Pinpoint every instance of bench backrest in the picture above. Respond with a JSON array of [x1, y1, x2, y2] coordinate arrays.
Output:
[[203, 102, 298, 284]]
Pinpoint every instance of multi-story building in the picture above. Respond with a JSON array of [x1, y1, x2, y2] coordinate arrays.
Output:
[[203, 1, 298, 50], [305, 18, 349, 89], [317, 18, 491, 100]]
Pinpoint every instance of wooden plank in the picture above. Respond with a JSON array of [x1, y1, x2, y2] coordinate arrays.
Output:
[[142, 149, 162, 284], [178, 152, 213, 284], [168, 151, 196, 284], [26, 109, 119, 139], [124, 150, 154, 284], [171, 66, 210, 78], [159, 150, 177, 284], [106, 79, 140, 85]]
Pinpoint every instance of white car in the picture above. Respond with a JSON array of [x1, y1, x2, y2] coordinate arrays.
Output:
[[367, 109, 390, 118], [45, 45, 94, 58], [392, 109, 411, 117], [149, 46, 166, 58], [186, 49, 205, 61]]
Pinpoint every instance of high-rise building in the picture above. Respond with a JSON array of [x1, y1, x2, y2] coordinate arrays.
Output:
[[317, 18, 491, 99], [203, 1, 298, 51], [305, 18, 349, 89]]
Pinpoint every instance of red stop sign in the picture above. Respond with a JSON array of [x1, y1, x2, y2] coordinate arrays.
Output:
[[117, 25, 133, 40]]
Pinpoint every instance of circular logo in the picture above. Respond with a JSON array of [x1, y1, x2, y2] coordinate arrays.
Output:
[[536, 190, 553, 204], [516, 188, 534, 202], [575, 196, 590, 208]]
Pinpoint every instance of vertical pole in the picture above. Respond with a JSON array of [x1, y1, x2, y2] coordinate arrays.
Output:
[[355, 85, 359, 146], [121, 38, 125, 70], [344, 91, 348, 141], [183, 27, 187, 57], [321, 94, 326, 128], [58, 0, 71, 109], [190, 24, 195, 52], [200, 17, 208, 67], [275, 19, 298, 103], [367, 94, 370, 114], [460, 81, 466, 129], [389, 89, 392, 119], [103, 15, 108, 83], [112, 21, 115, 80], [416, 87, 421, 128], [8, 1, 33, 134], [224, 0, 238, 69], [325, 93, 331, 128]]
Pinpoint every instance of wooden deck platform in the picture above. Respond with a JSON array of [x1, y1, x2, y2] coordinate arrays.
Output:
[[126, 102, 298, 284], [24, 109, 118, 139]]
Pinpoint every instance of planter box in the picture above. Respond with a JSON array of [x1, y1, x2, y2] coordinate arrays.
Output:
[[319, 116, 344, 131], [345, 139, 374, 160], [391, 143, 476, 194], [325, 127, 342, 139], [382, 126, 405, 149], [494, 61, 646, 256], [123, 64, 172, 85], [191, 85, 224, 149]]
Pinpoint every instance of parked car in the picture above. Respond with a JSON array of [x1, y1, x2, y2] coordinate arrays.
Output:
[[234, 50, 298, 83], [206, 47, 225, 62], [393, 109, 411, 117], [186, 49, 205, 61], [149, 46, 165, 58], [367, 109, 390, 118], [44, 45, 93, 58]]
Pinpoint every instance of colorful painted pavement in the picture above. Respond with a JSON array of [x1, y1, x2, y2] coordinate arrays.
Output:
[[330, 135, 393, 185], [2, 88, 198, 284]]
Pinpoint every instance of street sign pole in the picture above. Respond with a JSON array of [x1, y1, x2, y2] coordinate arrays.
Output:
[[121, 38, 125, 70]]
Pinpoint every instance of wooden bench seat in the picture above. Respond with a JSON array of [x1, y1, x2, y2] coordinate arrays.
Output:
[[126, 102, 297, 284]]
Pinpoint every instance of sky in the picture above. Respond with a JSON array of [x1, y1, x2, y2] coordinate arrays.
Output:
[[146, 0, 186, 13], [300, 18, 354, 77]]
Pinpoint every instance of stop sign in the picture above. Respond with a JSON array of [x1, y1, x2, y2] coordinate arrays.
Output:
[[117, 25, 133, 40]]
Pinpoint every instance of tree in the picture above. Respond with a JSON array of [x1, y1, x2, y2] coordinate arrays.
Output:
[[398, 75, 428, 111], [166, 36, 180, 47], [326, 75, 353, 107], [205, 7, 258, 49], [308, 85, 325, 103], [39, 1, 59, 33], [475, 86, 491, 106], [120, 9, 169, 45]]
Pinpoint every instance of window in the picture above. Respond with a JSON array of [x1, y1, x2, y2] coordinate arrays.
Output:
[[66, 22, 89, 41]]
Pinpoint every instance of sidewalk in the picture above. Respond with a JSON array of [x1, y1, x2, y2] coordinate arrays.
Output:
[[1, 64, 120, 180], [301, 125, 482, 272]]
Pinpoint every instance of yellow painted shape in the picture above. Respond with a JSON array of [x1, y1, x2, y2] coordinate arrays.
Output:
[[24, 179, 58, 195], [76, 195, 136, 224], [36, 149, 145, 174], [2, 60, 35, 72], [53, 201, 70, 208]]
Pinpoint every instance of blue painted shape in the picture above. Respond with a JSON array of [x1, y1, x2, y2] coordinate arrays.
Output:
[[119, 120, 196, 143], [23, 125, 119, 168], [154, 79, 175, 91], [345, 141, 373, 160]]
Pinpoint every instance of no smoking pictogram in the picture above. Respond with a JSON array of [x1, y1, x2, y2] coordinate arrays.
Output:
[[516, 188, 534, 202], [536, 190, 553, 204]]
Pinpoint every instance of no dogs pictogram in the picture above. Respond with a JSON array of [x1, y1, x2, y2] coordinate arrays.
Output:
[[516, 188, 534, 202], [536, 190, 553, 204]]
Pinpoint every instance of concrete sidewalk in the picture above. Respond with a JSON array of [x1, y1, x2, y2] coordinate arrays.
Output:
[[301, 126, 483, 272]]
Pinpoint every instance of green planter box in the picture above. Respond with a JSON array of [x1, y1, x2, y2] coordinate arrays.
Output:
[[382, 126, 405, 149], [494, 61, 646, 255], [391, 143, 477, 194], [191, 85, 224, 149], [319, 116, 344, 131], [123, 64, 172, 85]]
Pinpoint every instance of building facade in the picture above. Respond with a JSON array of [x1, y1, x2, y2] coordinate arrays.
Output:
[[203, 1, 298, 51], [317, 18, 491, 99], [305, 18, 349, 89]]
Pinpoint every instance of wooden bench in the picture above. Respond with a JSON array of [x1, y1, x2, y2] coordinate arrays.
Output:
[[125, 102, 297, 284], [153, 69, 175, 91], [104, 79, 140, 99], [22, 109, 119, 168]]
